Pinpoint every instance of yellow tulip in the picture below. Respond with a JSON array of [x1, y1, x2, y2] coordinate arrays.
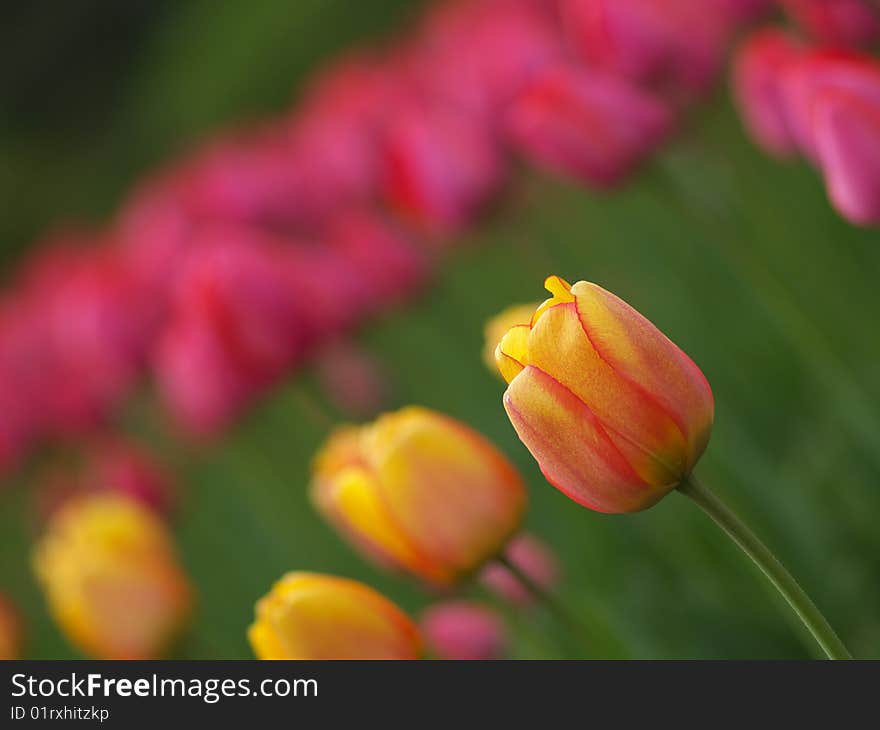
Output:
[[496, 275, 714, 513], [482, 302, 540, 376], [32, 494, 192, 659], [248, 572, 420, 659], [310, 406, 527, 587]]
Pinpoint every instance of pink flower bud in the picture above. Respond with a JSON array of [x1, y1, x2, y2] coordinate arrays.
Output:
[[811, 85, 880, 225], [733, 29, 804, 158], [561, 0, 738, 96], [506, 63, 673, 188], [382, 103, 506, 237], [86, 440, 176, 516], [480, 533, 560, 605], [421, 601, 506, 660], [780, 51, 880, 159], [780, 0, 880, 49]]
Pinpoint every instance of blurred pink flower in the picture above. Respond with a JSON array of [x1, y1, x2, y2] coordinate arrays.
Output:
[[323, 209, 428, 314], [154, 228, 311, 434], [506, 62, 673, 187], [780, 0, 880, 49], [561, 0, 741, 96], [382, 102, 506, 236], [733, 29, 804, 157], [86, 439, 176, 516], [812, 84, 880, 225], [780, 50, 880, 159], [480, 533, 561, 606], [420, 601, 507, 660], [411, 0, 563, 120]]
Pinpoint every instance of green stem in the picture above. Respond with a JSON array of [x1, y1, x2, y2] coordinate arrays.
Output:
[[495, 554, 595, 657], [678, 474, 851, 660]]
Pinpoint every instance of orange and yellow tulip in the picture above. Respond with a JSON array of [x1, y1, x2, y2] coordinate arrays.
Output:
[[248, 572, 420, 660], [495, 275, 714, 513], [310, 406, 527, 587], [32, 494, 192, 659]]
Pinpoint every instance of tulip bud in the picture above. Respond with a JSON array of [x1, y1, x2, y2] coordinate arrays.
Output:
[[496, 276, 714, 513], [0, 594, 23, 660], [733, 29, 804, 158], [506, 63, 672, 188], [32, 494, 192, 659], [480, 533, 560, 605], [561, 0, 736, 95], [382, 103, 506, 236], [310, 406, 527, 587], [778, 51, 880, 224], [248, 572, 420, 660], [420, 601, 506, 660], [483, 302, 541, 378]]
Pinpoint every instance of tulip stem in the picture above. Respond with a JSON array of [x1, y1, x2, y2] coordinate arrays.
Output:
[[495, 555, 593, 657], [678, 474, 851, 659]]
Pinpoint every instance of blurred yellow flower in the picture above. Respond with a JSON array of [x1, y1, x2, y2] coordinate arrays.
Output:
[[482, 302, 540, 376], [310, 406, 526, 587], [32, 494, 193, 659], [248, 572, 420, 660]]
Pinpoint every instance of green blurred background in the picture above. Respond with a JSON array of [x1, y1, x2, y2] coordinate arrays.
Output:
[[2, 0, 879, 659]]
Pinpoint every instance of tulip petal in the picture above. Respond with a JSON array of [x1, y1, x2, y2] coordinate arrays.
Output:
[[571, 282, 714, 469], [813, 89, 880, 226], [528, 300, 687, 484], [495, 324, 531, 383], [319, 466, 447, 583], [251, 573, 420, 660], [369, 408, 526, 577], [504, 366, 667, 513]]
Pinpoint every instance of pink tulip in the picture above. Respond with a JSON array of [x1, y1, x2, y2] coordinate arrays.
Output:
[[780, 51, 880, 159], [382, 102, 506, 236], [480, 533, 561, 606], [780, 0, 880, 49], [812, 85, 880, 225], [506, 62, 673, 187], [733, 29, 804, 158], [421, 601, 507, 660], [323, 209, 428, 314], [411, 0, 563, 120], [154, 228, 311, 434], [561, 0, 739, 96]]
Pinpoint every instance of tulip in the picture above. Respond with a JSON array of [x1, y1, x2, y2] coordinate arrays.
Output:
[[777, 51, 880, 224], [310, 406, 527, 587], [780, 0, 880, 49], [248, 572, 420, 660], [480, 533, 560, 605], [811, 87, 880, 225], [32, 494, 192, 659], [733, 29, 804, 158], [496, 275, 714, 513], [482, 302, 540, 377], [561, 0, 738, 96], [506, 63, 673, 188], [420, 601, 506, 660], [382, 102, 506, 236], [779, 51, 880, 160], [0, 594, 23, 660], [495, 276, 852, 659]]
